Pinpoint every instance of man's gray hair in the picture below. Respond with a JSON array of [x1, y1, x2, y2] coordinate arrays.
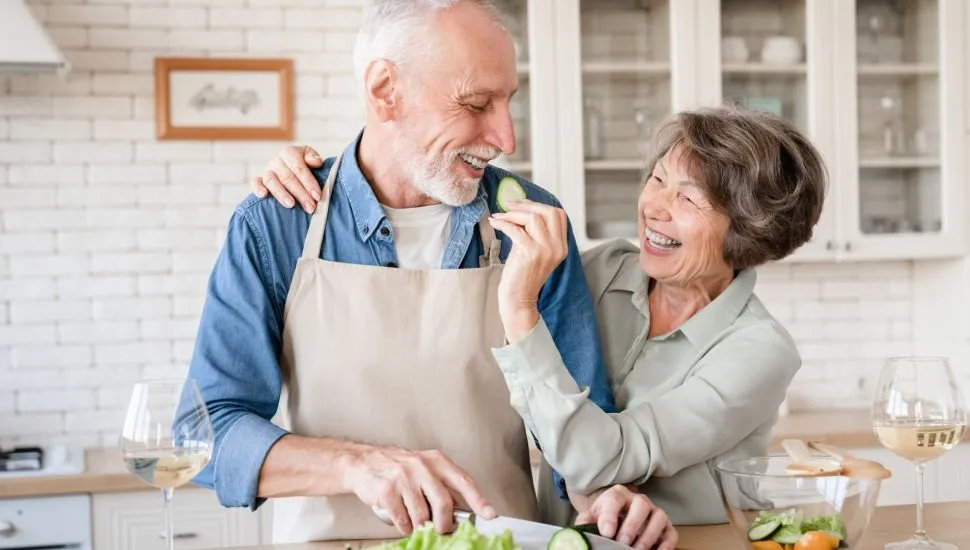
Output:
[[353, 0, 508, 95]]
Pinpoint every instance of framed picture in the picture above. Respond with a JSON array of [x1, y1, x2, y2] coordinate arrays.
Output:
[[154, 57, 294, 140]]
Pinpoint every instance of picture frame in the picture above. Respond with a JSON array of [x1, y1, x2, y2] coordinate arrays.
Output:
[[154, 57, 294, 141]]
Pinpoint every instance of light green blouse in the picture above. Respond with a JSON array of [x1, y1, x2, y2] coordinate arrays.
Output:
[[492, 239, 800, 525]]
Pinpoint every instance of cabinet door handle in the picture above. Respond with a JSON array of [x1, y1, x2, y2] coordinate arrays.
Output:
[[0, 520, 15, 537], [844, 242, 853, 252], [159, 531, 198, 539], [826, 240, 837, 251]]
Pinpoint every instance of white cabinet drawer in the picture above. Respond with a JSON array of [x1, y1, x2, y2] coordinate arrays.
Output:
[[93, 489, 260, 550], [0, 494, 91, 550]]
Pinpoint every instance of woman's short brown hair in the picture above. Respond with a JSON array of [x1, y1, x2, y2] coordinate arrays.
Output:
[[643, 106, 828, 270]]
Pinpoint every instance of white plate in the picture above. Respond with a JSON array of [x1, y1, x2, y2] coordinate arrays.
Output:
[[475, 516, 629, 550]]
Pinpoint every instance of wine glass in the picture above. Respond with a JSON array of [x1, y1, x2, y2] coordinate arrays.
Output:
[[871, 357, 968, 550], [120, 379, 213, 550]]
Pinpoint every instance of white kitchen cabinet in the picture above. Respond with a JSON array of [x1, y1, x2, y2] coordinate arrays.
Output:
[[92, 489, 262, 550], [517, 0, 969, 261], [848, 443, 970, 507]]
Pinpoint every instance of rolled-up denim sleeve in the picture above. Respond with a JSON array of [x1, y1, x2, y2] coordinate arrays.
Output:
[[186, 206, 288, 510], [532, 210, 617, 497]]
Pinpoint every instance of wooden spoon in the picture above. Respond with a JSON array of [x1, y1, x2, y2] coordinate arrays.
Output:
[[807, 441, 892, 480], [781, 438, 842, 476]]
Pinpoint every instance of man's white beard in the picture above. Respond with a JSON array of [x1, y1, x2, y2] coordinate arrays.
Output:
[[397, 133, 493, 207]]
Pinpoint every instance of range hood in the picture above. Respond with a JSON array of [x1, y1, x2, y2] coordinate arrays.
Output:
[[0, 0, 69, 74]]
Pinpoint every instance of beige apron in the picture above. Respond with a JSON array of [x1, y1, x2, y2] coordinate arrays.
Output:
[[271, 152, 539, 543]]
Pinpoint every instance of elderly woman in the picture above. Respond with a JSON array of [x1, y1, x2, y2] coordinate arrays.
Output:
[[252, 107, 826, 537], [486, 106, 826, 529]]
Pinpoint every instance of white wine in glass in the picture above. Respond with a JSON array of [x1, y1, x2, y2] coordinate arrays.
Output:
[[120, 379, 213, 550], [871, 357, 968, 550]]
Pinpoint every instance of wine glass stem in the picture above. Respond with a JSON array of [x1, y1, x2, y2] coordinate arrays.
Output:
[[914, 462, 928, 541], [163, 487, 175, 550]]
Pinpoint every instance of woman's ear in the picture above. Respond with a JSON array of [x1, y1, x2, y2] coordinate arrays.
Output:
[[363, 59, 400, 122]]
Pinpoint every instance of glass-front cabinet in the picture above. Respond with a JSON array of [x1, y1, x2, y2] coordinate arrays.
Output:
[[518, 0, 966, 261], [547, 0, 673, 245], [836, 0, 965, 260], [494, 0, 534, 178], [578, 0, 671, 242]]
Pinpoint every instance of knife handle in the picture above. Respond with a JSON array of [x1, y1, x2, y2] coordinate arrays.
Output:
[[371, 505, 476, 527]]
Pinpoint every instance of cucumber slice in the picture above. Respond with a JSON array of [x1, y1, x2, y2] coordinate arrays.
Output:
[[548, 528, 590, 550], [747, 518, 781, 541], [571, 524, 600, 537], [496, 176, 526, 212]]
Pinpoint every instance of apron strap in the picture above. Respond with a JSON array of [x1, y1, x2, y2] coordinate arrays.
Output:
[[300, 154, 342, 260], [478, 210, 502, 267]]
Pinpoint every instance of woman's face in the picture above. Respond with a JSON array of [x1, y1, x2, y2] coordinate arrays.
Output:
[[638, 146, 733, 287]]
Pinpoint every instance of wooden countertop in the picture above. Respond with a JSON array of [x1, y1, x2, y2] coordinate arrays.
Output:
[[768, 409, 887, 451], [1, 409, 962, 499], [213, 501, 970, 550], [0, 448, 190, 498]]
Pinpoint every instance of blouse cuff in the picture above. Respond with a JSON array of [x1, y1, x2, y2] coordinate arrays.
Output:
[[491, 318, 570, 391]]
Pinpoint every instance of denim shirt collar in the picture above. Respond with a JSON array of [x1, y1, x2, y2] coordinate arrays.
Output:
[[336, 129, 490, 251]]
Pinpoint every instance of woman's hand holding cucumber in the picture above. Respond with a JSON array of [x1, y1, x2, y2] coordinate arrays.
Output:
[[488, 188, 569, 345]]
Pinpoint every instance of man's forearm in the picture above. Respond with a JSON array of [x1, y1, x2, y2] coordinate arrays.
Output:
[[257, 434, 363, 498]]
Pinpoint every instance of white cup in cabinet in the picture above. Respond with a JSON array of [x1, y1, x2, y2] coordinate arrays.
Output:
[[761, 36, 801, 64]]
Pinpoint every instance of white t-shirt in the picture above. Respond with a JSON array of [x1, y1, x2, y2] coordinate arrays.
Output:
[[381, 202, 454, 269]]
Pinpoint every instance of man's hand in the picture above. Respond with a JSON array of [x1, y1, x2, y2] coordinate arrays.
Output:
[[251, 144, 324, 214], [573, 485, 678, 550], [343, 445, 497, 536]]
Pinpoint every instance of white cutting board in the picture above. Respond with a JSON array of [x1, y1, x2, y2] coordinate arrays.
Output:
[[474, 516, 630, 550]]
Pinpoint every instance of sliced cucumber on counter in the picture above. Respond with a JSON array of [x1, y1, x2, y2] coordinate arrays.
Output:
[[496, 176, 526, 212], [548, 527, 591, 550]]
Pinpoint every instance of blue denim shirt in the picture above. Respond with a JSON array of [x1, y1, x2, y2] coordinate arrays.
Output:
[[186, 132, 616, 510]]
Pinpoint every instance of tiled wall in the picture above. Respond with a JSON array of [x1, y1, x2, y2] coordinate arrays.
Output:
[[0, 0, 367, 449], [0, 0, 942, 448]]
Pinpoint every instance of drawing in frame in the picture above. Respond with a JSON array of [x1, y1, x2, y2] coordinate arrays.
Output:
[[154, 57, 294, 140]]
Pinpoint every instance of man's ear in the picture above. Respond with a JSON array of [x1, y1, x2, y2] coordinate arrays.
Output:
[[363, 59, 401, 122]]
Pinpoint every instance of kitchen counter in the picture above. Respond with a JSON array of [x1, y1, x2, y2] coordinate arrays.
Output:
[[0, 448, 195, 498], [211, 501, 970, 550], [2, 410, 963, 499]]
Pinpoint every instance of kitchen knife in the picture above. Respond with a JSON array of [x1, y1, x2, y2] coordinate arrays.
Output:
[[370, 507, 632, 550]]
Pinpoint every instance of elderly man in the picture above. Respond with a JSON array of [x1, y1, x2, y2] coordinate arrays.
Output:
[[188, 0, 673, 546]]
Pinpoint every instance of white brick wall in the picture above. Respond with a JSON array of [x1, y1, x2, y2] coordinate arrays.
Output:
[[0, 0, 942, 448]]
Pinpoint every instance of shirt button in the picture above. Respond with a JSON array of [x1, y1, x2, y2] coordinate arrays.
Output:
[[362, 225, 370, 235], [385, 262, 398, 268], [379, 227, 390, 237]]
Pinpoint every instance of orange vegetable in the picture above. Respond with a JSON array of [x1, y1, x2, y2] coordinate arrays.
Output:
[[795, 531, 836, 550], [751, 541, 783, 550]]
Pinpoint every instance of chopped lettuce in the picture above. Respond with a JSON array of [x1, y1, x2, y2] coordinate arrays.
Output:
[[746, 508, 846, 543], [368, 521, 520, 550], [803, 513, 847, 540]]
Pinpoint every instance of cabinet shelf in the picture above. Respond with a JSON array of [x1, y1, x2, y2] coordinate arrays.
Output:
[[857, 64, 938, 77], [581, 61, 671, 75], [859, 157, 940, 169], [722, 63, 807, 75], [585, 159, 644, 171]]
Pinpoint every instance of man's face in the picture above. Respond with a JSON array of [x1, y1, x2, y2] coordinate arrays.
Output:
[[394, 2, 519, 206]]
